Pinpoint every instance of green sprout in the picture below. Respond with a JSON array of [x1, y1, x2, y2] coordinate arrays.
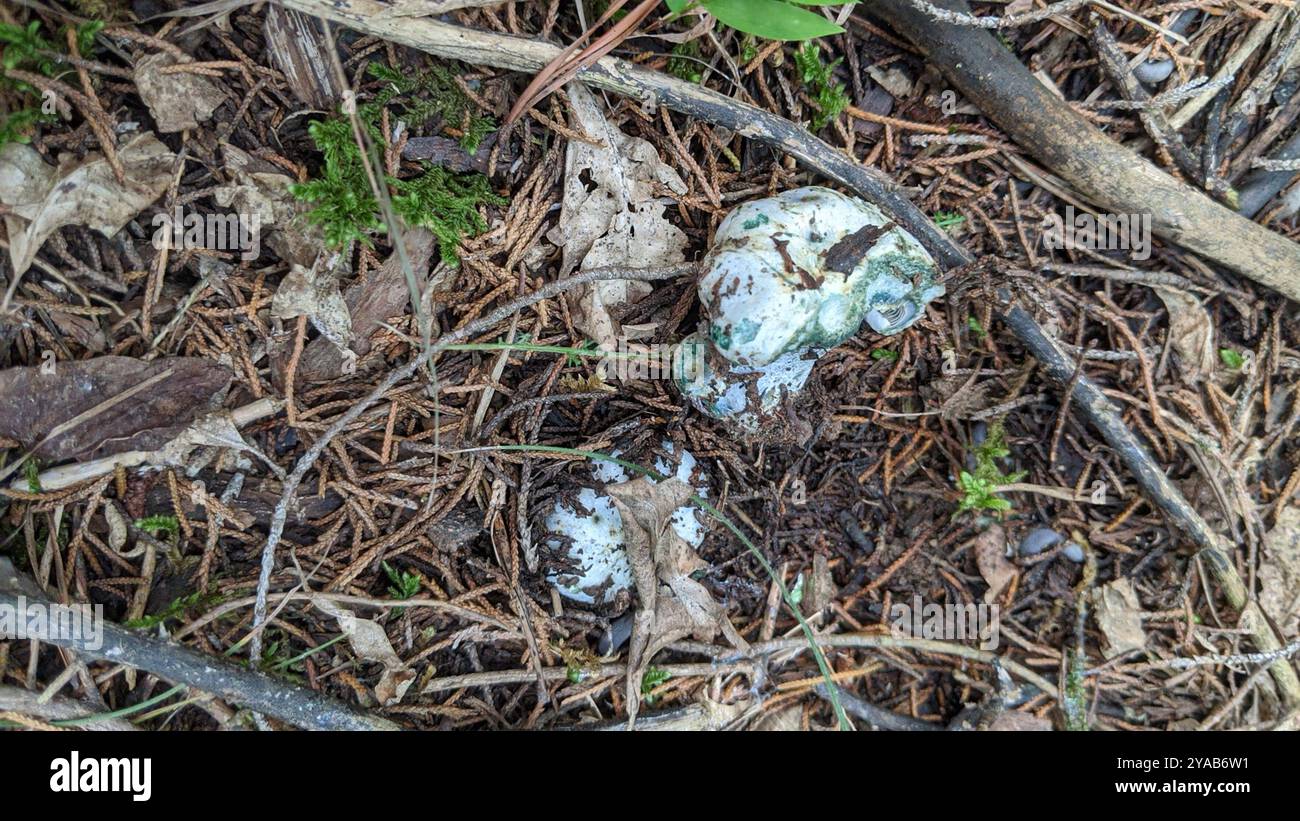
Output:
[[934, 210, 965, 229], [1218, 348, 1245, 370], [794, 42, 849, 131], [565, 339, 600, 367], [667, 40, 704, 84], [382, 561, 421, 601], [124, 588, 224, 630], [134, 514, 180, 539], [641, 666, 671, 704], [955, 421, 1025, 515]]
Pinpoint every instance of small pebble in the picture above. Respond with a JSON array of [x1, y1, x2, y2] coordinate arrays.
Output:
[[1063, 542, 1085, 563], [1134, 59, 1174, 85], [1019, 527, 1064, 556]]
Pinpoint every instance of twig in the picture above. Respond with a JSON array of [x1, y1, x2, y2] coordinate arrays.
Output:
[[0, 685, 137, 731], [0, 591, 398, 730], [420, 633, 1060, 699], [872, 0, 1300, 301]]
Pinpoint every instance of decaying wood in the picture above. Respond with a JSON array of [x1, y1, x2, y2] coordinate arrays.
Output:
[[264, 4, 344, 110]]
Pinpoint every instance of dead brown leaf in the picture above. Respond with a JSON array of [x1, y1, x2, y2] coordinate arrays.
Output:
[[311, 597, 415, 706], [212, 143, 322, 268], [1259, 506, 1300, 639], [1155, 288, 1216, 382], [0, 356, 231, 462], [0, 133, 174, 276], [296, 228, 437, 383], [971, 524, 1014, 603], [271, 261, 353, 354], [1092, 577, 1147, 659], [546, 83, 687, 350], [133, 53, 225, 133], [607, 476, 745, 727]]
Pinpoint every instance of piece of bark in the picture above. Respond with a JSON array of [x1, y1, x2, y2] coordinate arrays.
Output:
[[402, 132, 507, 174], [263, 5, 344, 111]]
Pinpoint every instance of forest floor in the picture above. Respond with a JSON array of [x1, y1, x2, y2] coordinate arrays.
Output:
[[1, 0, 1298, 731]]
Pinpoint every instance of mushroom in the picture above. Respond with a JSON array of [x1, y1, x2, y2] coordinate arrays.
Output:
[[542, 441, 709, 606], [679, 187, 944, 434]]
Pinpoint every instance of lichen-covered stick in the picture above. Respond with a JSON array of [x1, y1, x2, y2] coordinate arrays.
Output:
[[0, 591, 398, 730]]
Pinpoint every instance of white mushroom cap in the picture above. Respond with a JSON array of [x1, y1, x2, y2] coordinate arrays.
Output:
[[698, 186, 943, 368]]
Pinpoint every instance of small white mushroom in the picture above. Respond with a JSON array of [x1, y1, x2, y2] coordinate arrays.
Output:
[[543, 441, 708, 605]]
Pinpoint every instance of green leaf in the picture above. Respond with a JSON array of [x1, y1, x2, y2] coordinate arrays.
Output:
[[703, 0, 843, 41], [785, 0, 859, 5], [1218, 348, 1244, 370], [665, 0, 693, 12]]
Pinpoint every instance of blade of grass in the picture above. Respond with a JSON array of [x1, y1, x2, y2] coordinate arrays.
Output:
[[46, 684, 185, 728]]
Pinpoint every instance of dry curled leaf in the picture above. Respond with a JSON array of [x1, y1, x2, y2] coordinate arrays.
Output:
[[1155, 288, 1216, 382], [546, 83, 687, 350], [0, 356, 231, 462], [0, 133, 174, 275], [296, 228, 437, 383], [311, 597, 415, 706], [133, 53, 225, 133], [271, 261, 354, 353], [607, 476, 745, 727], [156, 410, 254, 466], [1092, 577, 1147, 659], [212, 143, 322, 268], [971, 524, 1014, 603]]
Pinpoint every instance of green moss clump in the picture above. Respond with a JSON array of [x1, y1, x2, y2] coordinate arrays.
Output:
[[794, 43, 849, 132], [290, 61, 506, 264]]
